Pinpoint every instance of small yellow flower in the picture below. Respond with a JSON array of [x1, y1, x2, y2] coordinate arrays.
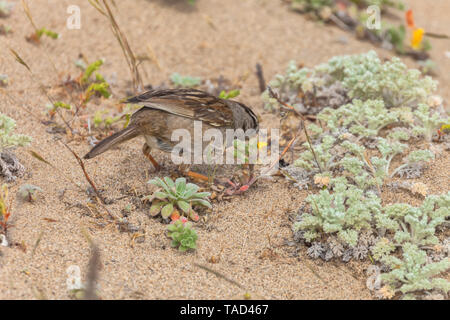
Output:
[[411, 28, 425, 50], [257, 141, 267, 149], [439, 124, 450, 134]]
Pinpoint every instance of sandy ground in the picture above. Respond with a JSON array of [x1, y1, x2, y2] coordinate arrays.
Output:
[[0, 0, 449, 299]]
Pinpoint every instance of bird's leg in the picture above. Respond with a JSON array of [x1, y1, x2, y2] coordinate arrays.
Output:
[[238, 163, 254, 185], [142, 143, 161, 171]]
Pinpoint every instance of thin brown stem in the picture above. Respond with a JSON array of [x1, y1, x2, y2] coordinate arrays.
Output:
[[61, 142, 105, 204]]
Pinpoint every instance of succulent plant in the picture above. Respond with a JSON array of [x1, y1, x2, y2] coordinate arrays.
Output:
[[17, 184, 43, 202], [147, 177, 211, 221], [167, 219, 198, 252]]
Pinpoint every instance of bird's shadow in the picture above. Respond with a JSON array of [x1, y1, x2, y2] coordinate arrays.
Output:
[[149, 0, 197, 13]]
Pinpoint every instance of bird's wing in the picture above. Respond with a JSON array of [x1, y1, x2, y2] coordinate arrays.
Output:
[[126, 89, 234, 127]]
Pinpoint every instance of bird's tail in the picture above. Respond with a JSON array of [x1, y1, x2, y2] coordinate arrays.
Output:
[[83, 125, 139, 159]]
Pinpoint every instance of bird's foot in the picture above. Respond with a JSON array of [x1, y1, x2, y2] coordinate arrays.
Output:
[[177, 164, 209, 182], [223, 177, 255, 195]]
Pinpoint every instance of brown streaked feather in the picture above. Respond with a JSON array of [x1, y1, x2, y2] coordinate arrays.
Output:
[[126, 88, 234, 127]]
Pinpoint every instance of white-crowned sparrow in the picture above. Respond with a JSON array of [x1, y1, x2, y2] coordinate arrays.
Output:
[[83, 88, 259, 170]]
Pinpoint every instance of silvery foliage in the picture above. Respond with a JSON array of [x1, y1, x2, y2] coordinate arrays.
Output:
[[283, 52, 449, 299], [0, 114, 31, 181]]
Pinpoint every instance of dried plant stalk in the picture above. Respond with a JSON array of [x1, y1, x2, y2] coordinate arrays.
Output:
[[89, 0, 143, 93]]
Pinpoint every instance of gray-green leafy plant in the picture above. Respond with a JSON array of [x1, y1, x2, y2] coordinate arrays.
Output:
[[318, 99, 401, 140], [389, 149, 434, 179], [293, 129, 433, 192], [373, 192, 450, 259], [340, 136, 432, 185], [412, 104, 450, 142], [294, 133, 336, 173], [339, 140, 384, 191], [264, 51, 437, 112], [380, 243, 449, 299], [0, 114, 31, 181], [0, 114, 32, 150], [147, 177, 211, 221], [288, 51, 449, 300], [314, 51, 437, 107], [167, 220, 198, 252], [294, 178, 381, 246]]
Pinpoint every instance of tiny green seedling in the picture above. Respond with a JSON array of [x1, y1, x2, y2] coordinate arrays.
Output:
[[219, 89, 240, 99], [47, 102, 73, 116], [80, 59, 104, 85], [26, 27, 59, 44], [0, 25, 13, 35], [78, 59, 112, 104], [147, 177, 211, 221], [170, 73, 202, 88], [93, 110, 120, 129]]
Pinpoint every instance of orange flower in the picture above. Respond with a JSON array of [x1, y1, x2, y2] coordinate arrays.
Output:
[[170, 210, 180, 222], [411, 28, 425, 50], [406, 9, 415, 29]]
